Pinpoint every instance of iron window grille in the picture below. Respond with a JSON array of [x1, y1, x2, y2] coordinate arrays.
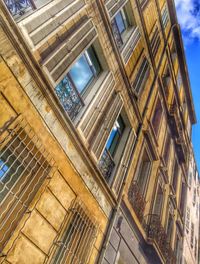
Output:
[[132, 57, 150, 95], [48, 199, 98, 264], [0, 115, 54, 251]]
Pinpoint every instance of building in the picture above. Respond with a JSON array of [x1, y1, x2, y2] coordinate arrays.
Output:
[[182, 151, 199, 264], [0, 0, 197, 264]]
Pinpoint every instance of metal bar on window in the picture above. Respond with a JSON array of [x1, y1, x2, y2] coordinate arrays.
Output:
[[50, 199, 98, 264], [0, 115, 54, 250]]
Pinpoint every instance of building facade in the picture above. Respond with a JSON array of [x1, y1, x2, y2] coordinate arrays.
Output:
[[182, 151, 199, 264], [0, 0, 197, 264]]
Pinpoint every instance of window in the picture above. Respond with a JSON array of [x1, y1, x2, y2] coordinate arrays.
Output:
[[191, 222, 194, 248], [51, 200, 97, 264], [166, 213, 173, 243], [0, 117, 52, 250], [111, 1, 135, 49], [175, 234, 182, 264], [150, 26, 161, 57], [153, 183, 164, 217], [163, 131, 171, 165], [136, 148, 152, 195], [161, 4, 169, 28], [193, 188, 196, 205], [171, 42, 177, 61], [55, 45, 102, 120], [98, 115, 125, 180], [152, 98, 163, 137], [177, 69, 182, 90], [185, 207, 190, 232], [162, 67, 171, 99], [195, 237, 197, 259], [179, 181, 186, 216], [172, 159, 179, 192], [188, 171, 192, 187], [132, 57, 150, 95]]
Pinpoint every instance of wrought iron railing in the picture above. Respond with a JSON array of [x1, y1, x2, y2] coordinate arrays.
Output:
[[146, 214, 176, 263], [55, 76, 84, 121], [128, 181, 146, 222], [4, 0, 36, 17], [98, 149, 115, 181], [111, 19, 123, 49]]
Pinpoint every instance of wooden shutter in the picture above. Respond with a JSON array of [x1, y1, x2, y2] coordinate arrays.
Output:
[[90, 92, 124, 160], [121, 27, 141, 64], [78, 72, 116, 141], [112, 129, 136, 195], [18, 0, 86, 47], [43, 18, 97, 84], [150, 26, 161, 57]]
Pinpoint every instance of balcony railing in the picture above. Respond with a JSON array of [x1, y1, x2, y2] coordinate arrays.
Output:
[[146, 214, 176, 263], [55, 76, 84, 121], [128, 181, 146, 222], [98, 149, 115, 181]]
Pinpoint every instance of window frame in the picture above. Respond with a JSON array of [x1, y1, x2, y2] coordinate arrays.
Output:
[[134, 143, 153, 196]]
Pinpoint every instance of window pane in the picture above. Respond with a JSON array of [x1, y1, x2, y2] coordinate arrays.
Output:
[[106, 116, 125, 157], [69, 54, 94, 93], [86, 46, 101, 76], [115, 11, 126, 34]]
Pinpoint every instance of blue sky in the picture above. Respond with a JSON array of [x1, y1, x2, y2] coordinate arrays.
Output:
[[175, 0, 200, 170]]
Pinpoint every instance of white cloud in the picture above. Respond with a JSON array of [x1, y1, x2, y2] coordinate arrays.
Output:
[[175, 0, 200, 43]]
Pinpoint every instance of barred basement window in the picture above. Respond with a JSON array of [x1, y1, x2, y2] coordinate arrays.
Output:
[[161, 4, 169, 28], [150, 26, 161, 57], [0, 116, 54, 251], [132, 57, 150, 95], [50, 200, 98, 264]]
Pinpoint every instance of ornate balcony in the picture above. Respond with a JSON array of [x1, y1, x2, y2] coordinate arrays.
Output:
[[98, 149, 115, 181], [128, 181, 146, 222], [55, 76, 84, 121], [146, 214, 176, 264]]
